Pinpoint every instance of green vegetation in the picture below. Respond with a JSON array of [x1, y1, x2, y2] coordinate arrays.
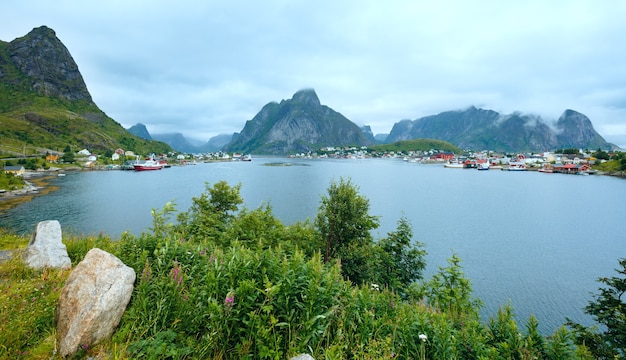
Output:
[[0, 42, 171, 157], [369, 139, 461, 154], [0, 179, 621, 359], [592, 151, 626, 172], [0, 94, 172, 156], [0, 171, 25, 190]]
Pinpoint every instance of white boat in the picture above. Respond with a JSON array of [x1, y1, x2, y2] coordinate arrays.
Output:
[[477, 162, 490, 170], [444, 159, 464, 168], [506, 154, 527, 171]]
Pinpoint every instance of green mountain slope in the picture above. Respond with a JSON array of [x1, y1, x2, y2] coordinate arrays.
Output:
[[370, 138, 461, 154], [0, 26, 171, 156]]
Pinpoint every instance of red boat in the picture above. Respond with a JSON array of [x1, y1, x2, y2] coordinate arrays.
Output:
[[133, 158, 164, 171]]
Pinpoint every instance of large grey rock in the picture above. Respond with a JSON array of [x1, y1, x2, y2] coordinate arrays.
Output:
[[22, 220, 71, 269], [291, 355, 315, 360], [57, 248, 136, 357]]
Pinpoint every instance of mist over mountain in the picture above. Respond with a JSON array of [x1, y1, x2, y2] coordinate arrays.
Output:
[[386, 106, 615, 152], [127, 122, 233, 153]]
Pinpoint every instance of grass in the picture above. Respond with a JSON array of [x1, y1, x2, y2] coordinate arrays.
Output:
[[0, 230, 594, 359]]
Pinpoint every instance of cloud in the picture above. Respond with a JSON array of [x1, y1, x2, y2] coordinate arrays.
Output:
[[2, 0, 626, 143]]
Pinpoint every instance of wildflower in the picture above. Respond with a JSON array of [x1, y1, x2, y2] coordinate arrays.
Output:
[[170, 263, 183, 286], [141, 260, 152, 281], [419, 333, 427, 342], [371, 283, 380, 291], [224, 292, 235, 307]]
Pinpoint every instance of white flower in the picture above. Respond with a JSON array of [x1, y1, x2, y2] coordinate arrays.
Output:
[[371, 283, 380, 291], [419, 333, 427, 342]]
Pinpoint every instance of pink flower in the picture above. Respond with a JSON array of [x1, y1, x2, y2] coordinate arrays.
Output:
[[224, 292, 234, 307], [170, 263, 183, 286]]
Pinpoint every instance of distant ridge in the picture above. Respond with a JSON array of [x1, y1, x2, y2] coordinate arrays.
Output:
[[386, 106, 616, 152], [127, 122, 233, 153]]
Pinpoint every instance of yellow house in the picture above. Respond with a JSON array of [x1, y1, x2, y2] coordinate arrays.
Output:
[[4, 166, 26, 176], [46, 154, 60, 163]]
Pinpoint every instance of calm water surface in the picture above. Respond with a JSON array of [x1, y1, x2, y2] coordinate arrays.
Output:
[[1, 158, 624, 334]]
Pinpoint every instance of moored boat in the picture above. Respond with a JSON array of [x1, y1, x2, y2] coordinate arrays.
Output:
[[133, 157, 164, 171], [506, 154, 527, 171], [444, 159, 464, 168]]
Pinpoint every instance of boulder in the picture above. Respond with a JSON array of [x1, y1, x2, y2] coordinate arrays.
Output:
[[21, 220, 71, 269], [56, 248, 136, 357], [291, 355, 315, 360]]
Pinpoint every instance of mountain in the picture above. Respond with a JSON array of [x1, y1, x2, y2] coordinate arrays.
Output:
[[386, 106, 615, 152], [201, 133, 233, 152], [0, 26, 171, 155], [127, 122, 233, 153], [224, 89, 373, 154], [127, 123, 152, 140], [374, 133, 389, 143], [151, 133, 199, 153]]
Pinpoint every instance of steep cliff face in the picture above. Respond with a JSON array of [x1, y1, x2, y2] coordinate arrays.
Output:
[[225, 89, 372, 154], [556, 109, 608, 149], [386, 106, 613, 152], [6, 26, 93, 103], [0, 26, 171, 154]]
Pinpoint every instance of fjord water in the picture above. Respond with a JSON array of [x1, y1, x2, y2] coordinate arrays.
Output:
[[1, 158, 624, 334]]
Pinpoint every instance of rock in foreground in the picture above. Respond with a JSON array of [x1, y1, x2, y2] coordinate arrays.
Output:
[[21, 220, 71, 269], [56, 248, 135, 357]]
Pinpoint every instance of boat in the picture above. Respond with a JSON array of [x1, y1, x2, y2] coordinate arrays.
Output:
[[133, 156, 164, 171], [506, 154, 527, 171], [477, 162, 490, 171], [241, 154, 252, 162], [444, 159, 464, 168]]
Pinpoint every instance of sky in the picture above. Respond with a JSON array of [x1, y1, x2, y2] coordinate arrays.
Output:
[[3, 1, 626, 148]]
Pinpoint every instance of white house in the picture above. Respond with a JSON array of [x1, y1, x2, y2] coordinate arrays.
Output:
[[78, 149, 91, 156], [112, 153, 120, 161]]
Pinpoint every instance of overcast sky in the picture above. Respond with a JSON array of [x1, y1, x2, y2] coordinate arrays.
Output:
[[3, 1, 626, 147]]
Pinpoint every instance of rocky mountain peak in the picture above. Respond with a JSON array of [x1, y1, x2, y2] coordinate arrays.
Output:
[[8, 25, 93, 103], [224, 90, 372, 154], [127, 123, 152, 140], [291, 88, 321, 107]]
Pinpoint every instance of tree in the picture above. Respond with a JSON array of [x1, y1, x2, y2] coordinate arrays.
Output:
[[375, 216, 426, 294], [315, 177, 379, 263], [62, 145, 75, 163], [315, 177, 379, 284], [593, 148, 610, 161], [427, 254, 479, 315], [568, 258, 626, 358], [176, 181, 243, 242]]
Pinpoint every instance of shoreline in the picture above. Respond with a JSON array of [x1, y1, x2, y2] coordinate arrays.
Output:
[[0, 171, 62, 214], [1, 160, 624, 216]]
